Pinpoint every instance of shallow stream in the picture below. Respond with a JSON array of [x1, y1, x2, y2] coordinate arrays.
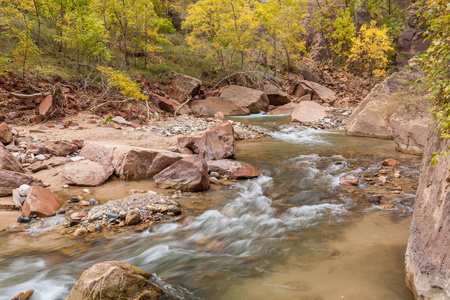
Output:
[[0, 116, 421, 299]]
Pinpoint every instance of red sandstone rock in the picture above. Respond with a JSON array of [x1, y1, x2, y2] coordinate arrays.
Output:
[[39, 95, 53, 116], [62, 160, 115, 186], [21, 186, 61, 217], [382, 159, 397, 167], [44, 140, 79, 156], [207, 160, 264, 179], [0, 122, 13, 144], [154, 156, 210, 192], [290, 101, 328, 123], [220, 85, 269, 114], [0, 169, 42, 196], [339, 177, 360, 186], [80, 142, 187, 180], [0, 143, 24, 173]]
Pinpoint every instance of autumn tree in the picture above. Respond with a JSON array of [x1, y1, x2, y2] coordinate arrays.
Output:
[[255, 0, 307, 72], [347, 21, 393, 78], [0, 0, 41, 79], [183, 0, 259, 73], [417, 0, 450, 165]]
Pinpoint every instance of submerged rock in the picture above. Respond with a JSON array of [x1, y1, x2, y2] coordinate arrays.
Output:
[[65, 261, 165, 300], [207, 160, 264, 179]]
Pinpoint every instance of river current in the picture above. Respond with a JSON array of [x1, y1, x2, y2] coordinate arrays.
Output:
[[0, 116, 421, 299]]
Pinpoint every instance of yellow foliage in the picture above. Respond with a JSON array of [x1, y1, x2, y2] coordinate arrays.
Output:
[[98, 66, 148, 102], [347, 21, 393, 78]]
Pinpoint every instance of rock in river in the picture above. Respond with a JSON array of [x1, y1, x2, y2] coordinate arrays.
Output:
[[65, 261, 165, 300]]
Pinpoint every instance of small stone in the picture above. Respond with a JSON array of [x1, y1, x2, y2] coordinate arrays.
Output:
[[125, 209, 141, 226], [340, 177, 360, 186], [71, 197, 81, 203], [90, 212, 103, 220], [94, 224, 102, 231], [12, 189, 22, 208], [160, 206, 168, 213], [79, 200, 90, 206], [35, 154, 46, 161], [382, 159, 397, 167], [209, 177, 219, 184], [70, 156, 85, 162], [210, 172, 220, 179], [17, 184, 31, 197], [83, 189, 90, 194], [89, 199, 98, 206], [74, 227, 88, 236], [119, 211, 127, 219], [129, 189, 145, 195], [394, 170, 401, 178], [379, 203, 395, 209], [17, 216, 31, 223], [168, 205, 182, 216], [367, 195, 381, 204], [87, 224, 96, 233], [107, 212, 119, 219], [62, 184, 69, 189], [147, 190, 157, 196]]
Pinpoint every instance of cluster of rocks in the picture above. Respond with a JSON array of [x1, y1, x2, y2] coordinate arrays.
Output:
[[339, 158, 418, 211], [60, 192, 182, 236], [292, 107, 354, 131], [137, 116, 267, 140]]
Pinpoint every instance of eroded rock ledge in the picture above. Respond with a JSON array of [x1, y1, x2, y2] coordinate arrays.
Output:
[[405, 128, 450, 299]]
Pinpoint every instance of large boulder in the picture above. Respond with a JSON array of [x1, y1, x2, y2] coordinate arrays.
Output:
[[0, 122, 13, 144], [44, 140, 79, 156], [405, 128, 450, 299], [80, 142, 187, 180], [61, 160, 115, 186], [346, 70, 431, 154], [65, 261, 165, 300], [190, 97, 250, 117], [264, 85, 290, 106], [154, 156, 210, 192], [0, 169, 42, 196], [220, 85, 269, 113], [178, 121, 235, 160], [207, 160, 264, 179], [267, 102, 298, 116], [290, 101, 328, 123], [21, 186, 61, 217], [391, 112, 430, 155], [289, 80, 337, 104], [0, 143, 24, 173], [174, 73, 202, 99]]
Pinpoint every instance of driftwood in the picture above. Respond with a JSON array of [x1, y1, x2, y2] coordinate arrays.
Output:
[[8, 92, 50, 100], [10, 290, 33, 300]]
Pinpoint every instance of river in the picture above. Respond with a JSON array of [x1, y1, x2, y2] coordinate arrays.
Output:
[[0, 116, 421, 299]]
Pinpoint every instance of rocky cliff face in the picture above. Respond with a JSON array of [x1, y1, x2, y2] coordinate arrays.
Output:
[[346, 70, 432, 155], [405, 129, 450, 299]]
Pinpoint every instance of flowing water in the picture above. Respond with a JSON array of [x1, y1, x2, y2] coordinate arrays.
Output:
[[0, 116, 421, 299]]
